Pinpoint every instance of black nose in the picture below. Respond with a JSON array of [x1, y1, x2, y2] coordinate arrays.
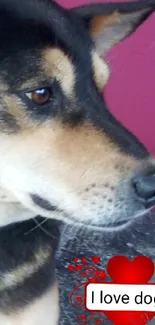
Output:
[[132, 175, 155, 208]]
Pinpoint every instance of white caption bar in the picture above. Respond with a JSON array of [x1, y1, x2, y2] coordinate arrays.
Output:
[[86, 284, 155, 311]]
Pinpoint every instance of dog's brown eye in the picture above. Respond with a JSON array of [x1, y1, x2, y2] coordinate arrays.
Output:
[[26, 88, 51, 105]]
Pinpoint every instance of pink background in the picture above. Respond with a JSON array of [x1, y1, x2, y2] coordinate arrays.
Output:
[[57, 0, 155, 154]]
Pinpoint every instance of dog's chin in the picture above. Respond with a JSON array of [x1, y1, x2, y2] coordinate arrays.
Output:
[[71, 207, 154, 232]]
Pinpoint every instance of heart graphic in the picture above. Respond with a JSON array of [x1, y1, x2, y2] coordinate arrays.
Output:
[[76, 296, 82, 302], [107, 256, 154, 284], [82, 257, 88, 264], [68, 264, 75, 272], [76, 265, 83, 271], [70, 255, 155, 325], [104, 256, 155, 325], [74, 258, 79, 262], [92, 256, 100, 264]]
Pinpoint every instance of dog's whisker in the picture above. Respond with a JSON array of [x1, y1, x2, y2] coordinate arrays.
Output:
[[33, 218, 58, 239], [24, 217, 48, 235]]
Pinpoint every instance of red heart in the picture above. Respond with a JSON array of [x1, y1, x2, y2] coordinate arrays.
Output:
[[76, 296, 82, 302], [82, 257, 88, 264], [104, 311, 155, 325], [99, 270, 106, 280], [68, 264, 75, 272], [104, 256, 155, 325], [76, 264, 83, 271], [74, 257, 79, 262], [107, 256, 154, 284], [92, 256, 100, 264]]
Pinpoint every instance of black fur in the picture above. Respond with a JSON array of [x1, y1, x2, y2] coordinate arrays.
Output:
[[0, 217, 60, 313]]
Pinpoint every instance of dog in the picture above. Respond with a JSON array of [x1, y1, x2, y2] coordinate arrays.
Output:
[[0, 0, 155, 324]]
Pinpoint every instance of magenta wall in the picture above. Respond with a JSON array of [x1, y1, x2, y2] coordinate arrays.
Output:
[[57, 0, 155, 154]]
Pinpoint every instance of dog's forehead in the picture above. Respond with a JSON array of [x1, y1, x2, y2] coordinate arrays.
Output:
[[0, 7, 93, 89]]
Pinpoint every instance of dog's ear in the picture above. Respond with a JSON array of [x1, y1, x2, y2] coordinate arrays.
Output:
[[72, 0, 155, 54]]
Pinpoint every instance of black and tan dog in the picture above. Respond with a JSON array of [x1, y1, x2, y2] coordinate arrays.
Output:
[[0, 0, 155, 324]]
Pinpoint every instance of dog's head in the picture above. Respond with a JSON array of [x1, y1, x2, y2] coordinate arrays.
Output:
[[0, 0, 155, 230]]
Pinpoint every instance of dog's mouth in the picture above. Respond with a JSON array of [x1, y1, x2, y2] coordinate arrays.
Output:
[[137, 196, 155, 209], [89, 218, 133, 232], [30, 193, 155, 232], [83, 207, 154, 232], [105, 219, 131, 228]]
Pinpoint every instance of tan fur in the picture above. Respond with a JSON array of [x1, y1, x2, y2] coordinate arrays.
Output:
[[90, 11, 123, 36], [43, 48, 75, 98], [90, 9, 151, 53], [92, 50, 110, 90], [0, 119, 140, 226], [0, 247, 51, 291], [90, 9, 150, 36], [0, 282, 59, 325], [5, 96, 30, 130]]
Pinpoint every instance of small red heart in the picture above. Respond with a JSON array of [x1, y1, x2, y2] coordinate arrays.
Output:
[[68, 265, 75, 272], [80, 315, 86, 320], [76, 296, 82, 302], [74, 257, 79, 262], [76, 264, 83, 271], [92, 256, 100, 264], [82, 257, 88, 264], [96, 320, 102, 325], [100, 270, 106, 280]]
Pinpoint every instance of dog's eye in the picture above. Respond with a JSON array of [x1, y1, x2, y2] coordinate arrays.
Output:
[[26, 88, 51, 105]]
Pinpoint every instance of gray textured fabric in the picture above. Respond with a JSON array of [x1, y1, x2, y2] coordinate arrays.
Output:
[[56, 211, 155, 324]]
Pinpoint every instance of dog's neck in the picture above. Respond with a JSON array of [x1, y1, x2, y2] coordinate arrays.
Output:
[[0, 186, 35, 227]]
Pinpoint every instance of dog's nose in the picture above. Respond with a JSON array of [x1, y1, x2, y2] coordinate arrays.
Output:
[[132, 174, 155, 208]]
